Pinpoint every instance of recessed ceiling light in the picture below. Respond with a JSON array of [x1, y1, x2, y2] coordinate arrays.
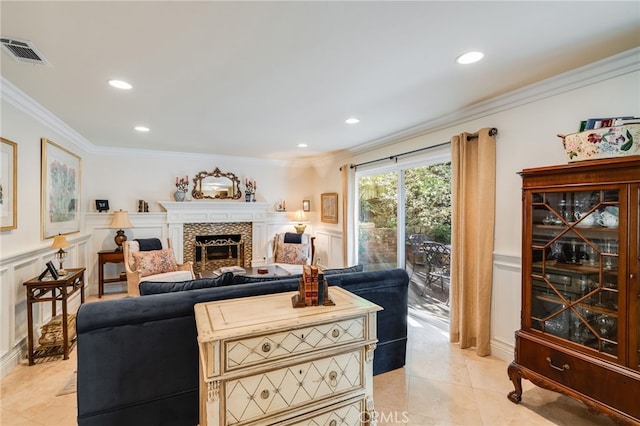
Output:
[[134, 126, 150, 132], [456, 51, 484, 65], [297, 143, 308, 148], [345, 117, 360, 124], [108, 79, 132, 90]]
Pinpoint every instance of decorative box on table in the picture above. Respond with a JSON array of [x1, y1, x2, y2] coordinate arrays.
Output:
[[559, 124, 640, 162]]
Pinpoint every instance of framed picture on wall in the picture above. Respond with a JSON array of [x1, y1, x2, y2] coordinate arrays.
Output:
[[1, 137, 17, 231], [320, 192, 338, 223], [41, 138, 81, 239], [302, 199, 310, 212]]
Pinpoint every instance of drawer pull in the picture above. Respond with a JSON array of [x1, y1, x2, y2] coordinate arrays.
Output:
[[546, 357, 570, 372], [329, 421, 337, 426], [329, 371, 338, 387], [260, 389, 269, 399], [262, 342, 271, 352], [332, 329, 340, 338]]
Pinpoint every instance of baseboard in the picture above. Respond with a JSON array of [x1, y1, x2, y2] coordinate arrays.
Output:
[[0, 339, 26, 378], [490, 337, 514, 363]]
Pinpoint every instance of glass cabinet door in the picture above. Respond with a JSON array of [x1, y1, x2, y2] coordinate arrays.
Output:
[[529, 188, 621, 357]]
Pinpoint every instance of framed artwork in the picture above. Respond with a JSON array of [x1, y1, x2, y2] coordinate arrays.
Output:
[[302, 199, 310, 212], [41, 138, 81, 239], [320, 192, 338, 223], [95, 199, 109, 212], [1, 137, 17, 231]]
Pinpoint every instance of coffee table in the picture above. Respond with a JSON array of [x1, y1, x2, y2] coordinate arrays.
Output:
[[200, 264, 295, 279]]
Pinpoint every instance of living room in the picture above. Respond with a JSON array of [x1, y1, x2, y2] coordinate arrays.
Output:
[[1, 1, 640, 425]]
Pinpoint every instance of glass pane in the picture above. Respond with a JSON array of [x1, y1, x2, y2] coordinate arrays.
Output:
[[529, 187, 620, 358], [358, 171, 398, 271]]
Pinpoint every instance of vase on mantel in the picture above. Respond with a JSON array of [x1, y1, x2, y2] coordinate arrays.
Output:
[[174, 190, 186, 202]]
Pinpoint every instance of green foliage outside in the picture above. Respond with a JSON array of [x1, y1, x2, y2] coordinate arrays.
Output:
[[358, 162, 451, 245], [404, 163, 451, 244]]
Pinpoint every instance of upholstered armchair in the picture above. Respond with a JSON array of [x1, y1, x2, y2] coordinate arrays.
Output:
[[123, 238, 194, 296], [268, 232, 315, 273]]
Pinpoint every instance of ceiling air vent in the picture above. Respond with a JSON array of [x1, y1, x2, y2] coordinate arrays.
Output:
[[1, 37, 51, 66]]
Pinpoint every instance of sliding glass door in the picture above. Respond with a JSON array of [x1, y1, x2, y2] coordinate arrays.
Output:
[[357, 170, 399, 271], [356, 157, 452, 319]]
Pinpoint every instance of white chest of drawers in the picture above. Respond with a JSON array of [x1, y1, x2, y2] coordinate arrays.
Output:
[[194, 287, 381, 426]]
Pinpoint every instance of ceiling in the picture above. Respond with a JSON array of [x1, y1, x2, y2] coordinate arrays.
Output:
[[1, 1, 639, 161]]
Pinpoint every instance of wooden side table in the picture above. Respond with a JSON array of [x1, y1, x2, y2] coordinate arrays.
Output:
[[23, 267, 85, 365], [97, 250, 126, 298]]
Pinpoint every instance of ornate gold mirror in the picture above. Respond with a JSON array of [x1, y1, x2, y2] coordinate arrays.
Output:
[[192, 168, 242, 200]]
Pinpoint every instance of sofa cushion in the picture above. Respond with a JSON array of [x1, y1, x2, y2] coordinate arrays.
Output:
[[232, 273, 302, 285], [132, 249, 178, 277], [274, 241, 309, 264], [139, 272, 234, 295], [322, 265, 364, 275]]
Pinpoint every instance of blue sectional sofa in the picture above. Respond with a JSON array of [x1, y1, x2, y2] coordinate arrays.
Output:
[[76, 268, 409, 426]]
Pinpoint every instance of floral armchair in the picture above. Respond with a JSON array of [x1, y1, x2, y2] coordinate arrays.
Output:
[[268, 232, 315, 273], [123, 238, 194, 296]]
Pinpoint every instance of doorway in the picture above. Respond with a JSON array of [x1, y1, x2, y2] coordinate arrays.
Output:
[[356, 160, 451, 326]]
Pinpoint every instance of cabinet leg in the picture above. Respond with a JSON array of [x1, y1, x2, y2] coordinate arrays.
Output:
[[507, 361, 523, 404]]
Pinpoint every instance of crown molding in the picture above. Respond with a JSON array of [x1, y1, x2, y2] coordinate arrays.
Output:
[[347, 47, 640, 156], [1, 76, 95, 153]]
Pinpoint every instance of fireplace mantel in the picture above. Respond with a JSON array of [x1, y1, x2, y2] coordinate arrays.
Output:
[[160, 201, 273, 267], [160, 201, 271, 224]]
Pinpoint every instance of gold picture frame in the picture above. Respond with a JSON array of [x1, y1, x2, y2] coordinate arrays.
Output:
[[320, 192, 338, 223], [41, 138, 81, 239], [302, 199, 310, 212], [1, 137, 17, 231]]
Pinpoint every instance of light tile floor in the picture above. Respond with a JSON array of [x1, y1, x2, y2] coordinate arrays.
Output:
[[0, 293, 617, 425]]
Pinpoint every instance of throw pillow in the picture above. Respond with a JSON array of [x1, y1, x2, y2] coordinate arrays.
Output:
[[275, 241, 309, 264], [132, 249, 178, 277], [139, 272, 234, 295], [283, 232, 303, 244]]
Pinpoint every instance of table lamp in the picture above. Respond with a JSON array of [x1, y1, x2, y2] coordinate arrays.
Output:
[[51, 234, 69, 275], [294, 210, 307, 234], [109, 210, 134, 251]]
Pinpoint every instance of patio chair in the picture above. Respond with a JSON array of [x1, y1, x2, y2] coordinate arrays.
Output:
[[423, 241, 451, 298], [407, 234, 431, 282]]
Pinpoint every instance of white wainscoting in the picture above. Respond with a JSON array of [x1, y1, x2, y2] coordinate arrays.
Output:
[[314, 228, 343, 269], [490, 252, 522, 363], [0, 234, 90, 378]]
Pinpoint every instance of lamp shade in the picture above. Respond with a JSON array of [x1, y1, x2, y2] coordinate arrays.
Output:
[[109, 210, 134, 229], [296, 210, 307, 223], [51, 234, 69, 249]]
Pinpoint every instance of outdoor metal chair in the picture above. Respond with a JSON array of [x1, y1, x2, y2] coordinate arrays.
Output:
[[407, 234, 431, 282], [423, 241, 451, 297]]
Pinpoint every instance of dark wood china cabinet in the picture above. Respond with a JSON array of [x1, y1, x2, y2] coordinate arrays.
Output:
[[508, 157, 640, 424]]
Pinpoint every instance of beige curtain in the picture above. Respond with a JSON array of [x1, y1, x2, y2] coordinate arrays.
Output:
[[340, 164, 352, 266], [450, 127, 497, 356]]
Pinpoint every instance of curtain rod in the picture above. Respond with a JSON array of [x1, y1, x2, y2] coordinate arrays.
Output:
[[341, 127, 497, 171]]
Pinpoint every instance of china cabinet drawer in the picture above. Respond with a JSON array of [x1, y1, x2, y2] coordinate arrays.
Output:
[[226, 317, 365, 370], [518, 335, 640, 418], [225, 350, 363, 425]]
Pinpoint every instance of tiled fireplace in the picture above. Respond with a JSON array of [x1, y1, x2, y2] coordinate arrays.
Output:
[[160, 201, 272, 269], [184, 224, 251, 273]]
